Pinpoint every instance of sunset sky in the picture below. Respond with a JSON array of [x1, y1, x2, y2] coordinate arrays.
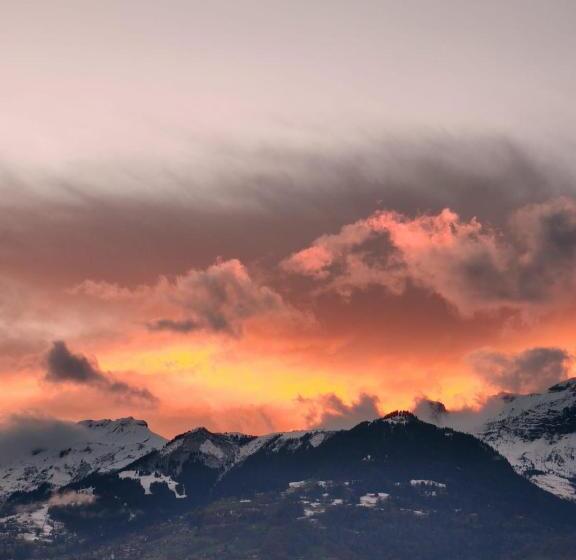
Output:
[[2, 1, 576, 437]]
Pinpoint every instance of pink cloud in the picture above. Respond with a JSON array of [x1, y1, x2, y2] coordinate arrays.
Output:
[[283, 197, 576, 317]]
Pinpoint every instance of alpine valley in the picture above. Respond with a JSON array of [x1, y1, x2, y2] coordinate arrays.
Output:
[[2, 381, 576, 560]]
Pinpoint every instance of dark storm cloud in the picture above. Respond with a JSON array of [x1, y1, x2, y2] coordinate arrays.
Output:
[[300, 393, 381, 430], [468, 347, 573, 393], [46, 341, 158, 404]]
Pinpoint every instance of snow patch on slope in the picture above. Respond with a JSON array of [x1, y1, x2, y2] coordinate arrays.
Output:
[[118, 470, 186, 498], [200, 440, 225, 459]]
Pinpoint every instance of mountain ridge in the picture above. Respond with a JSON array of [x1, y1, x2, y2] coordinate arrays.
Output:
[[415, 377, 576, 500], [3, 410, 576, 558]]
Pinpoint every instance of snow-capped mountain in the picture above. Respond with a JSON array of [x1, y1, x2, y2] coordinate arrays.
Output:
[[5, 411, 576, 550], [66, 411, 565, 519], [415, 378, 576, 501], [154, 424, 331, 471], [0, 417, 166, 500], [0, 424, 332, 541], [83, 425, 334, 505]]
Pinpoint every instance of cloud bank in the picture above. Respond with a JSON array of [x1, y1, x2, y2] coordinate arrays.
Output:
[[0, 137, 575, 435]]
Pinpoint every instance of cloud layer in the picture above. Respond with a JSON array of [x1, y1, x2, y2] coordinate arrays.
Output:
[[0, 138, 575, 436]]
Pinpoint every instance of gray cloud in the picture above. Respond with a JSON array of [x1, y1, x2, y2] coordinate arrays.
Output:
[[468, 346, 573, 394], [46, 341, 158, 405], [156, 259, 286, 335], [413, 399, 448, 425], [47, 341, 104, 385], [300, 392, 381, 430]]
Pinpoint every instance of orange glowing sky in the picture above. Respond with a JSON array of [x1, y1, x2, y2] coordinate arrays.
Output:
[[2, 185, 576, 438], [2, 1, 576, 438]]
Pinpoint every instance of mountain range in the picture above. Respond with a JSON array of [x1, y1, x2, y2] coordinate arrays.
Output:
[[1, 380, 576, 559]]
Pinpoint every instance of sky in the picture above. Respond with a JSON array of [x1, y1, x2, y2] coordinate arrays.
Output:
[[1, 0, 576, 438]]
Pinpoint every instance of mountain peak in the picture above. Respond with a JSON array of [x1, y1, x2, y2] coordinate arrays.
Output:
[[378, 410, 419, 424], [78, 417, 150, 430], [175, 426, 213, 440]]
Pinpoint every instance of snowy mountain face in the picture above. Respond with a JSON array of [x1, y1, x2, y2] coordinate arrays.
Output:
[[55, 424, 337, 517], [0, 417, 166, 500], [5, 411, 576, 551], [476, 379, 576, 500], [416, 379, 576, 501], [0, 424, 334, 541]]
